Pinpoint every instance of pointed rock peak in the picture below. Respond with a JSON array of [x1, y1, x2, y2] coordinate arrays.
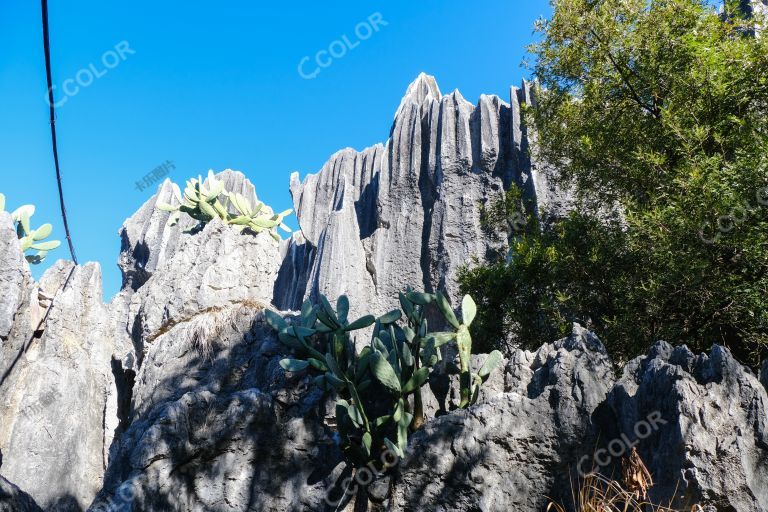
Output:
[[444, 88, 474, 110], [447, 88, 466, 101], [394, 72, 442, 119]]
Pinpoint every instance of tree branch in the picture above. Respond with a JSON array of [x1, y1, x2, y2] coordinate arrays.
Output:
[[589, 29, 660, 119]]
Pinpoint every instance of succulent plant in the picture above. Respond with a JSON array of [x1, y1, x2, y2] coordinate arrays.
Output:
[[156, 170, 228, 226], [225, 190, 292, 242], [265, 289, 502, 471], [434, 291, 503, 408], [156, 170, 292, 241], [1, 198, 62, 264]]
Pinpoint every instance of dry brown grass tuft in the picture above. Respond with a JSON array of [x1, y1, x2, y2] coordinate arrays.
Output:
[[147, 299, 272, 360], [547, 449, 702, 512]]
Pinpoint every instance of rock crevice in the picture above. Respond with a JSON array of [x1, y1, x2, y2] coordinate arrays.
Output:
[[0, 76, 766, 512]]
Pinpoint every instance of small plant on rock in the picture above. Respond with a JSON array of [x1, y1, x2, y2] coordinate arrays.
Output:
[[265, 290, 503, 470], [156, 170, 292, 241], [1, 193, 61, 264], [547, 449, 702, 512]]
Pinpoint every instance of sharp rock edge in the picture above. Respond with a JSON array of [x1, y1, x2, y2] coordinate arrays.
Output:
[[0, 77, 766, 512]]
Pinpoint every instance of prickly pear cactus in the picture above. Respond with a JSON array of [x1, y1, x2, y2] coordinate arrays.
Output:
[[265, 289, 503, 472], [156, 170, 292, 241], [225, 189, 292, 242], [1, 196, 62, 264], [435, 291, 503, 408]]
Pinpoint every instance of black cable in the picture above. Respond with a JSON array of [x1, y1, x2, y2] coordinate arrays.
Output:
[[0, 266, 76, 389], [41, 0, 78, 265]]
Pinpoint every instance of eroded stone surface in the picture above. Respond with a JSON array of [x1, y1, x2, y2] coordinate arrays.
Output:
[[391, 324, 615, 511], [0, 474, 43, 512], [0, 79, 766, 512], [0, 260, 115, 512], [605, 342, 768, 511], [275, 74, 570, 323], [91, 306, 340, 512]]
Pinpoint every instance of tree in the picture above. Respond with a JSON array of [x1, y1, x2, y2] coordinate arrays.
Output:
[[461, 0, 768, 366]]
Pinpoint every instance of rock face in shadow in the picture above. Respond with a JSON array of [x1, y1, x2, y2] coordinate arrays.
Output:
[[274, 73, 570, 320], [761, 359, 768, 391], [0, 474, 43, 512], [392, 324, 615, 511], [90, 306, 340, 512], [605, 342, 768, 511]]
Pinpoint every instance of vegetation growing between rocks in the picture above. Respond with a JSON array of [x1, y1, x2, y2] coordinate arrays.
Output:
[[460, 0, 768, 366], [156, 170, 292, 241], [265, 290, 502, 469], [547, 449, 702, 512], [0, 193, 61, 264]]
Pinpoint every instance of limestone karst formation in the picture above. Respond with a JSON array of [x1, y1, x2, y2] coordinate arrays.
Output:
[[0, 75, 766, 512]]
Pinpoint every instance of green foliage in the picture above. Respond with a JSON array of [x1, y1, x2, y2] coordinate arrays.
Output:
[[156, 170, 292, 241], [460, 209, 635, 356], [462, 0, 768, 365], [1, 196, 61, 264], [265, 290, 502, 467], [479, 186, 534, 245]]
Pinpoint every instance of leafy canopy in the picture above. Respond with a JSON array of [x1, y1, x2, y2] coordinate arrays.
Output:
[[461, 0, 768, 365]]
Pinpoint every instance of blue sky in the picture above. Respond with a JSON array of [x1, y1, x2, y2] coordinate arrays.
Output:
[[0, 0, 551, 299]]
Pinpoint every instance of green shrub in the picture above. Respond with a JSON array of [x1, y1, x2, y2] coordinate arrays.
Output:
[[461, 0, 768, 366]]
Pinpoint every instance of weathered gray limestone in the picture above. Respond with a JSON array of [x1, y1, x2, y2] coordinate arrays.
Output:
[[0, 78, 766, 512], [275, 74, 568, 322]]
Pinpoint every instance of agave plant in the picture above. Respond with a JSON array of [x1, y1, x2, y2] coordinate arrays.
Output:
[[156, 170, 292, 241], [1, 196, 61, 264], [265, 290, 502, 470]]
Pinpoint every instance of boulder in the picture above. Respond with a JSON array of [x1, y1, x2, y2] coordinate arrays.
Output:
[[91, 306, 341, 512], [605, 342, 768, 511], [274, 74, 570, 320], [0, 261, 116, 511], [0, 211, 37, 381], [126, 217, 281, 348], [0, 212, 30, 340], [390, 324, 615, 511]]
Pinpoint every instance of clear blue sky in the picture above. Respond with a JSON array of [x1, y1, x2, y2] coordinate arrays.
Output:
[[0, 0, 551, 299]]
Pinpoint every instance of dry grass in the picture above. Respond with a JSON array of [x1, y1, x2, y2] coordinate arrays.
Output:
[[547, 449, 703, 512], [147, 299, 272, 360]]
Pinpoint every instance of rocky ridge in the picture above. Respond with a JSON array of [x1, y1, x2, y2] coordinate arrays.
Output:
[[274, 72, 570, 321], [0, 75, 766, 512]]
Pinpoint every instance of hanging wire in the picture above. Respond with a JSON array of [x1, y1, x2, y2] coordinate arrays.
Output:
[[41, 0, 78, 265], [1, 2, 85, 390]]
